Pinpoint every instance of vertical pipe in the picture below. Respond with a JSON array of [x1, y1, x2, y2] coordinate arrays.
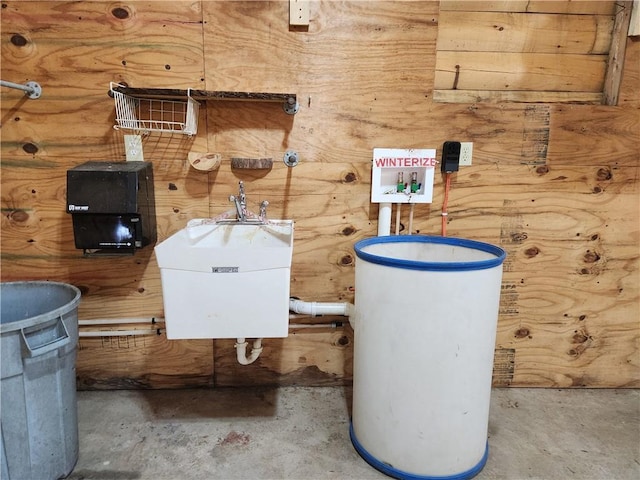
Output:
[[408, 203, 415, 235], [378, 202, 392, 236]]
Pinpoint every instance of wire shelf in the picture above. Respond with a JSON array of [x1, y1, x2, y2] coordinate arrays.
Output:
[[110, 82, 199, 136]]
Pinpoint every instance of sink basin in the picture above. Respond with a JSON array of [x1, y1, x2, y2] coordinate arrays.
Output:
[[155, 219, 294, 339], [157, 219, 294, 273]]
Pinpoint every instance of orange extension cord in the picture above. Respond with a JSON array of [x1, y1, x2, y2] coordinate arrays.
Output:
[[441, 173, 452, 236]]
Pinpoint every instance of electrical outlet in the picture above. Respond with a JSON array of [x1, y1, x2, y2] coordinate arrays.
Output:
[[289, 0, 309, 26], [124, 135, 144, 162], [460, 142, 473, 166]]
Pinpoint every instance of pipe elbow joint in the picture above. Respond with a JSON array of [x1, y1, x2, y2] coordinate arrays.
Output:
[[235, 338, 263, 365]]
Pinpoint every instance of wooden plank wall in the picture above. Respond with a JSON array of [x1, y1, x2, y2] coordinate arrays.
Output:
[[434, 0, 617, 103], [1, 1, 638, 389]]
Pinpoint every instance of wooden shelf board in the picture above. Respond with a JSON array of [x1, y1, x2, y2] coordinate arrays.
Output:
[[111, 86, 296, 103]]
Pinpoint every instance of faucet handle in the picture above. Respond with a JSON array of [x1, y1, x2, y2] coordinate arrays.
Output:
[[259, 200, 269, 220], [238, 181, 246, 202]]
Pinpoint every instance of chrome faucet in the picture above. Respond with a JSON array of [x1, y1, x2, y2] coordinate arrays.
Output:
[[227, 181, 269, 224], [229, 181, 247, 222], [238, 181, 246, 211]]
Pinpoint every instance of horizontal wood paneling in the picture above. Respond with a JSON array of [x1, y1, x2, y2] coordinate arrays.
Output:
[[435, 52, 607, 91], [77, 335, 214, 390], [202, 1, 438, 93], [432, 90, 604, 104], [437, 12, 613, 54], [1, 1, 638, 389], [435, 1, 617, 103], [440, 1, 617, 15], [1, 1, 205, 96]]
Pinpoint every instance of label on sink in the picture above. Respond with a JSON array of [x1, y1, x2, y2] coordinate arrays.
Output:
[[211, 266, 239, 273]]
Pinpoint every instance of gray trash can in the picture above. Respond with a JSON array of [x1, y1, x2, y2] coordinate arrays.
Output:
[[1, 281, 81, 480]]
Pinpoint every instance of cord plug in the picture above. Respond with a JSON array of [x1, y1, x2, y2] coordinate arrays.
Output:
[[441, 141, 461, 173]]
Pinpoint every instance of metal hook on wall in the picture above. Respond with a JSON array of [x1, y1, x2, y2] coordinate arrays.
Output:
[[0, 80, 42, 99]]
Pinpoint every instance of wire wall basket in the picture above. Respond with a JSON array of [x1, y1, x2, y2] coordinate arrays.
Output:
[[110, 82, 199, 136]]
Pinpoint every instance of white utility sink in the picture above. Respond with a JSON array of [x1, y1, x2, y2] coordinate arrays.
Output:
[[155, 219, 294, 339]]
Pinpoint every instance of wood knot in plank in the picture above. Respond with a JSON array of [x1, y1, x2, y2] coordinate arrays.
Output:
[[343, 172, 357, 183], [22, 142, 38, 154], [10, 34, 28, 47], [339, 254, 353, 266], [568, 329, 593, 357], [7, 209, 29, 223], [111, 7, 130, 19], [596, 167, 612, 181], [583, 250, 601, 263], [572, 329, 592, 344], [524, 246, 540, 258]]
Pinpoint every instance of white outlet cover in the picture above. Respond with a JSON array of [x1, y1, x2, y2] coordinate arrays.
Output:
[[460, 142, 473, 166], [124, 135, 144, 162]]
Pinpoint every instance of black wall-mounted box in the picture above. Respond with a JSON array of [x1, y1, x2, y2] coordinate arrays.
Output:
[[441, 141, 461, 173], [66, 161, 156, 255]]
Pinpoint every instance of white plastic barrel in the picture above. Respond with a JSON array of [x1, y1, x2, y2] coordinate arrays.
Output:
[[351, 236, 506, 480]]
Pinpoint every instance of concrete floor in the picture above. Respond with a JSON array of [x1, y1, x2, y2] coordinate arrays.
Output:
[[68, 387, 639, 480]]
